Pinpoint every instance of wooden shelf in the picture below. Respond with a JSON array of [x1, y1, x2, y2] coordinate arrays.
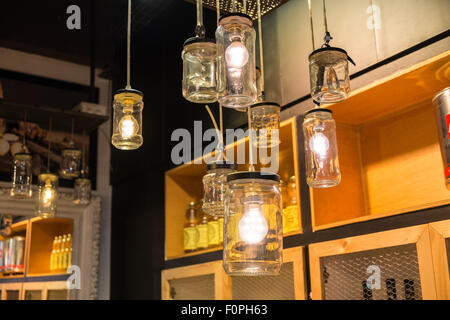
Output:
[[310, 51, 450, 230], [165, 118, 302, 260]]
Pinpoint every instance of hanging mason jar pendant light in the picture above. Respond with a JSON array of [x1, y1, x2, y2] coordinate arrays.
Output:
[[60, 119, 82, 179], [111, 0, 144, 150], [182, 0, 218, 104], [223, 171, 283, 276], [10, 112, 32, 198], [202, 161, 238, 217], [216, 0, 257, 109], [308, 0, 355, 104], [74, 131, 91, 205], [303, 108, 341, 188], [37, 118, 58, 218], [249, 0, 280, 148]]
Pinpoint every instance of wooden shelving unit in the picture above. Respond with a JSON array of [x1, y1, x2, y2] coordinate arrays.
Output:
[[310, 51, 450, 230], [165, 117, 302, 260], [429, 219, 450, 300]]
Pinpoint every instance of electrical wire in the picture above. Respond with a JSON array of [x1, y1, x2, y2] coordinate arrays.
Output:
[[126, 0, 131, 89], [308, 0, 315, 51], [205, 105, 226, 161], [256, 0, 264, 98], [247, 107, 255, 171], [47, 117, 52, 173]]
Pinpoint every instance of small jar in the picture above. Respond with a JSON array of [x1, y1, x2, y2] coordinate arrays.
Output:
[[216, 13, 257, 109], [202, 162, 238, 217], [10, 152, 32, 198], [250, 102, 280, 148], [182, 37, 218, 104], [303, 108, 341, 188], [73, 178, 91, 205], [309, 47, 354, 103], [223, 171, 283, 276], [36, 173, 59, 218], [111, 88, 144, 150], [59, 148, 81, 179]]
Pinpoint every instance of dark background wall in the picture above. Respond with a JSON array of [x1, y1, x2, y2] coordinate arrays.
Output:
[[109, 0, 247, 299]]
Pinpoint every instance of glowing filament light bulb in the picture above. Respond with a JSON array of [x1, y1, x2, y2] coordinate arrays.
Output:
[[225, 41, 249, 69], [238, 200, 268, 244], [309, 131, 329, 157], [119, 115, 138, 139], [43, 180, 55, 205]]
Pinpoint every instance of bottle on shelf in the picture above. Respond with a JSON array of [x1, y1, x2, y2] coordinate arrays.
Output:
[[283, 176, 300, 234], [59, 235, 67, 271], [184, 202, 198, 253], [207, 214, 220, 248], [196, 203, 209, 251], [66, 233, 72, 269], [50, 236, 58, 271], [218, 216, 224, 245], [54, 236, 62, 272]]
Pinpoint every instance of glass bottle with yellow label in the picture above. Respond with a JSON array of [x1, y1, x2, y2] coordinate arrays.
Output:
[[283, 176, 299, 234], [50, 236, 58, 271], [184, 202, 198, 253], [196, 205, 209, 251]]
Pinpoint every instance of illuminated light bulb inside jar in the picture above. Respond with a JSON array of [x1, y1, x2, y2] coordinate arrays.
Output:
[[238, 196, 268, 244], [42, 179, 55, 205], [225, 40, 249, 69], [119, 115, 138, 139], [309, 130, 329, 157]]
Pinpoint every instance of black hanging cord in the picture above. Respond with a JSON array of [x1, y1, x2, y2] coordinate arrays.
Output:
[[322, 0, 332, 47], [89, 0, 96, 103]]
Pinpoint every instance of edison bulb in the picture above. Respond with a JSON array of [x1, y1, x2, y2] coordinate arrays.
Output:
[[309, 131, 329, 157], [119, 114, 138, 139], [225, 41, 249, 69], [238, 204, 268, 243], [42, 180, 55, 205]]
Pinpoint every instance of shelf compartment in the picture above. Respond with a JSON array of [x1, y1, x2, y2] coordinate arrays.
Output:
[[165, 118, 302, 260], [310, 51, 450, 230], [0, 220, 29, 278], [429, 219, 450, 299], [26, 217, 73, 277]]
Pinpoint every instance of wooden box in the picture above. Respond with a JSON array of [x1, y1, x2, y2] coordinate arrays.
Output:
[[310, 52, 450, 230], [429, 219, 450, 299], [165, 118, 302, 260]]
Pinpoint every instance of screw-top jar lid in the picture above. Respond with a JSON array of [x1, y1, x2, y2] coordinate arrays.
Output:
[[250, 101, 280, 109], [304, 108, 333, 117], [183, 37, 215, 47], [206, 161, 238, 171], [219, 12, 253, 25], [227, 171, 280, 183], [308, 46, 356, 65], [114, 88, 144, 97]]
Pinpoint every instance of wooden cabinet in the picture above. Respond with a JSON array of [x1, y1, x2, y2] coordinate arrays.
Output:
[[309, 225, 437, 300], [0, 282, 22, 300], [310, 52, 450, 230], [429, 219, 450, 300], [162, 246, 306, 300], [165, 118, 303, 260]]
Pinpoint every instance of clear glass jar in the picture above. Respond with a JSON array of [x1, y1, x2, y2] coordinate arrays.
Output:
[[223, 171, 283, 276], [303, 108, 341, 188], [36, 173, 58, 218], [216, 13, 257, 109], [10, 152, 32, 198], [73, 178, 91, 205], [182, 38, 218, 104], [59, 148, 81, 179], [202, 162, 238, 217], [309, 47, 354, 103], [250, 102, 280, 148], [111, 88, 143, 150]]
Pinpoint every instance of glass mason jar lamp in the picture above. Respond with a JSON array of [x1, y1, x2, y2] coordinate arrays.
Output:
[[59, 147, 81, 179], [303, 108, 341, 188], [202, 162, 238, 217], [309, 47, 355, 104], [36, 173, 58, 218], [10, 152, 32, 198], [216, 13, 257, 109], [111, 89, 143, 150], [250, 102, 280, 148], [73, 178, 91, 205], [182, 38, 218, 103], [223, 171, 283, 276]]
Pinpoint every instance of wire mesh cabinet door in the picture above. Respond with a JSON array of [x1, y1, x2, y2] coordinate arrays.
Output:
[[161, 261, 232, 300], [309, 225, 437, 300], [429, 219, 450, 300], [231, 246, 306, 300]]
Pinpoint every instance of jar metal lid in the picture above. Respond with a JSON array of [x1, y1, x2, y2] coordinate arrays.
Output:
[[304, 108, 333, 117], [219, 12, 253, 25], [183, 37, 216, 47], [206, 161, 238, 171], [227, 171, 280, 183], [308, 46, 356, 65], [250, 101, 280, 109], [114, 88, 144, 97]]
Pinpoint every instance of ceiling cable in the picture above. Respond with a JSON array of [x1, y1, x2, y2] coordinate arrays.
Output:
[[126, 0, 132, 89], [308, 0, 315, 50]]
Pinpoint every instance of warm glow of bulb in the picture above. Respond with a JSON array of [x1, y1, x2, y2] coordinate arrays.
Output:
[[238, 205, 268, 243], [225, 41, 249, 68], [119, 115, 138, 139], [310, 132, 329, 157], [42, 184, 55, 205]]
